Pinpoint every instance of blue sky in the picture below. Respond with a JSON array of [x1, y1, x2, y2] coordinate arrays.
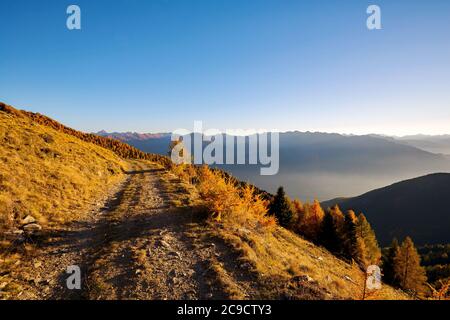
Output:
[[1, 0, 449, 135]]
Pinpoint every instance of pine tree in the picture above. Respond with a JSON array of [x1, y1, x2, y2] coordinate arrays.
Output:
[[268, 186, 294, 228], [382, 238, 400, 286], [356, 213, 381, 265], [394, 237, 427, 295], [343, 210, 368, 269], [320, 205, 344, 253]]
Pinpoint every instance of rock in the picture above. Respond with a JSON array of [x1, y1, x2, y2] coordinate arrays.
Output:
[[13, 229, 24, 235], [23, 223, 42, 232], [135, 269, 142, 275], [0, 282, 8, 290], [239, 263, 251, 270], [293, 275, 315, 283], [21, 215, 36, 225], [317, 256, 324, 261], [168, 251, 182, 259], [159, 240, 171, 248], [344, 275, 355, 283], [168, 269, 177, 277], [33, 261, 42, 268]]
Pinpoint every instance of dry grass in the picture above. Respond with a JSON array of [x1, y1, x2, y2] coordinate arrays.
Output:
[[0, 110, 128, 231], [0, 110, 130, 298], [207, 259, 247, 299], [215, 223, 409, 299], [192, 166, 410, 300]]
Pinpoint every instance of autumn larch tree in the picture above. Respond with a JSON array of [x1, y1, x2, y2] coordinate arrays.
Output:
[[269, 186, 294, 228], [394, 237, 427, 295], [295, 200, 325, 242], [382, 238, 400, 286], [343, 210, 368, 269], [356, 213, 381, 265]]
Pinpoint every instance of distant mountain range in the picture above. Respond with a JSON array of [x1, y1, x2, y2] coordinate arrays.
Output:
[[322, 173, 450, 245], [96, 131, 450, 201], [395, 135, 450, 155]]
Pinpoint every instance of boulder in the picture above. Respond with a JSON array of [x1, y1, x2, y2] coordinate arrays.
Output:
[[23, 223, 42, 232], [20, 215, 36, 225], [293, 274, 315, 283]]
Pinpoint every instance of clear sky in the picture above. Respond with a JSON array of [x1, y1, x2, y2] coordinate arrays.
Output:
[[1, 0, 449, 135]]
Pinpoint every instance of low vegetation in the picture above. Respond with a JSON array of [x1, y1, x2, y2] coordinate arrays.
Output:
[[170, 162, 409, 299], [0, 104, 127, 231]]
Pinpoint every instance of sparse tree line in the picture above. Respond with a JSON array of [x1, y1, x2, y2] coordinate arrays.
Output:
[[268, 186, 432, 297], [418, 244, 450, 297]]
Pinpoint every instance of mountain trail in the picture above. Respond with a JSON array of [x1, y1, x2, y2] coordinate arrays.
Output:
[[11, 161, 250, 300]]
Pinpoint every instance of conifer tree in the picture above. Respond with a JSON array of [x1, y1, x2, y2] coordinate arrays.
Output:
[[356, 213, 381, 265], [382, 238, 400, 286], [343, 210, 368, 269], [269, 186, 294, 228], [295, 200, 325, 242], [320, 205, 344, 253], [310, 200, 325, 229], [394, 237, 427, 295]]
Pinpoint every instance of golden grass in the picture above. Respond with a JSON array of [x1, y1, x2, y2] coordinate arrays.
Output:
[[215, 223, 409, 299], [191, 166, 410, 300], [208, 259, 247, 299], [0, 110, 128, 231]]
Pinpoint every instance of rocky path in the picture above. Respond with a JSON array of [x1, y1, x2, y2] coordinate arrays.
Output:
[[11, 161, 239, 300]]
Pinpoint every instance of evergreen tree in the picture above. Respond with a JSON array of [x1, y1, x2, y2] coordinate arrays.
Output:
[[356, 213, 381, 265], [320, 205, 344, 253], [330, 204, 345, 245], [268, 186, 294, 228], [382, 238, 400, 286], [343, 210, 368, 269], [394, 237, 427, 295]]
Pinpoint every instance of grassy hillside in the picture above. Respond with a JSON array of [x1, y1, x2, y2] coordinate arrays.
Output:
[[323, 173, 450, 245], [0, 104, 128, 231], [189, 167, 409, 300], [205, 223, 408, 300], [0, 102, 410, 300]]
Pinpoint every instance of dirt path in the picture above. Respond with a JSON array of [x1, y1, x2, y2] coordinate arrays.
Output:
[[10, 161, 243, 300]]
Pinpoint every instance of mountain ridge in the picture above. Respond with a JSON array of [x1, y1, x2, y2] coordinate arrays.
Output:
[[321, 172, 450, 245], [95, 130, 450, 201]]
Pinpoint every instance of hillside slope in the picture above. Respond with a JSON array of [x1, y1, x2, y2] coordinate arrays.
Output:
[[0, 102, 408, 300], [322, 173, 450, 245], [0, 104, 127, 232]]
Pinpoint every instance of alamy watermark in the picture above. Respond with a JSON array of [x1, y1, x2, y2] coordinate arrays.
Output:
[[170, 121, 279, 176], [366, 265, 382, 290], [66, 265, 81, 290], [66, 5, 81, 30], [367, 5, 382, 30], [66, 4, 381, 31]]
